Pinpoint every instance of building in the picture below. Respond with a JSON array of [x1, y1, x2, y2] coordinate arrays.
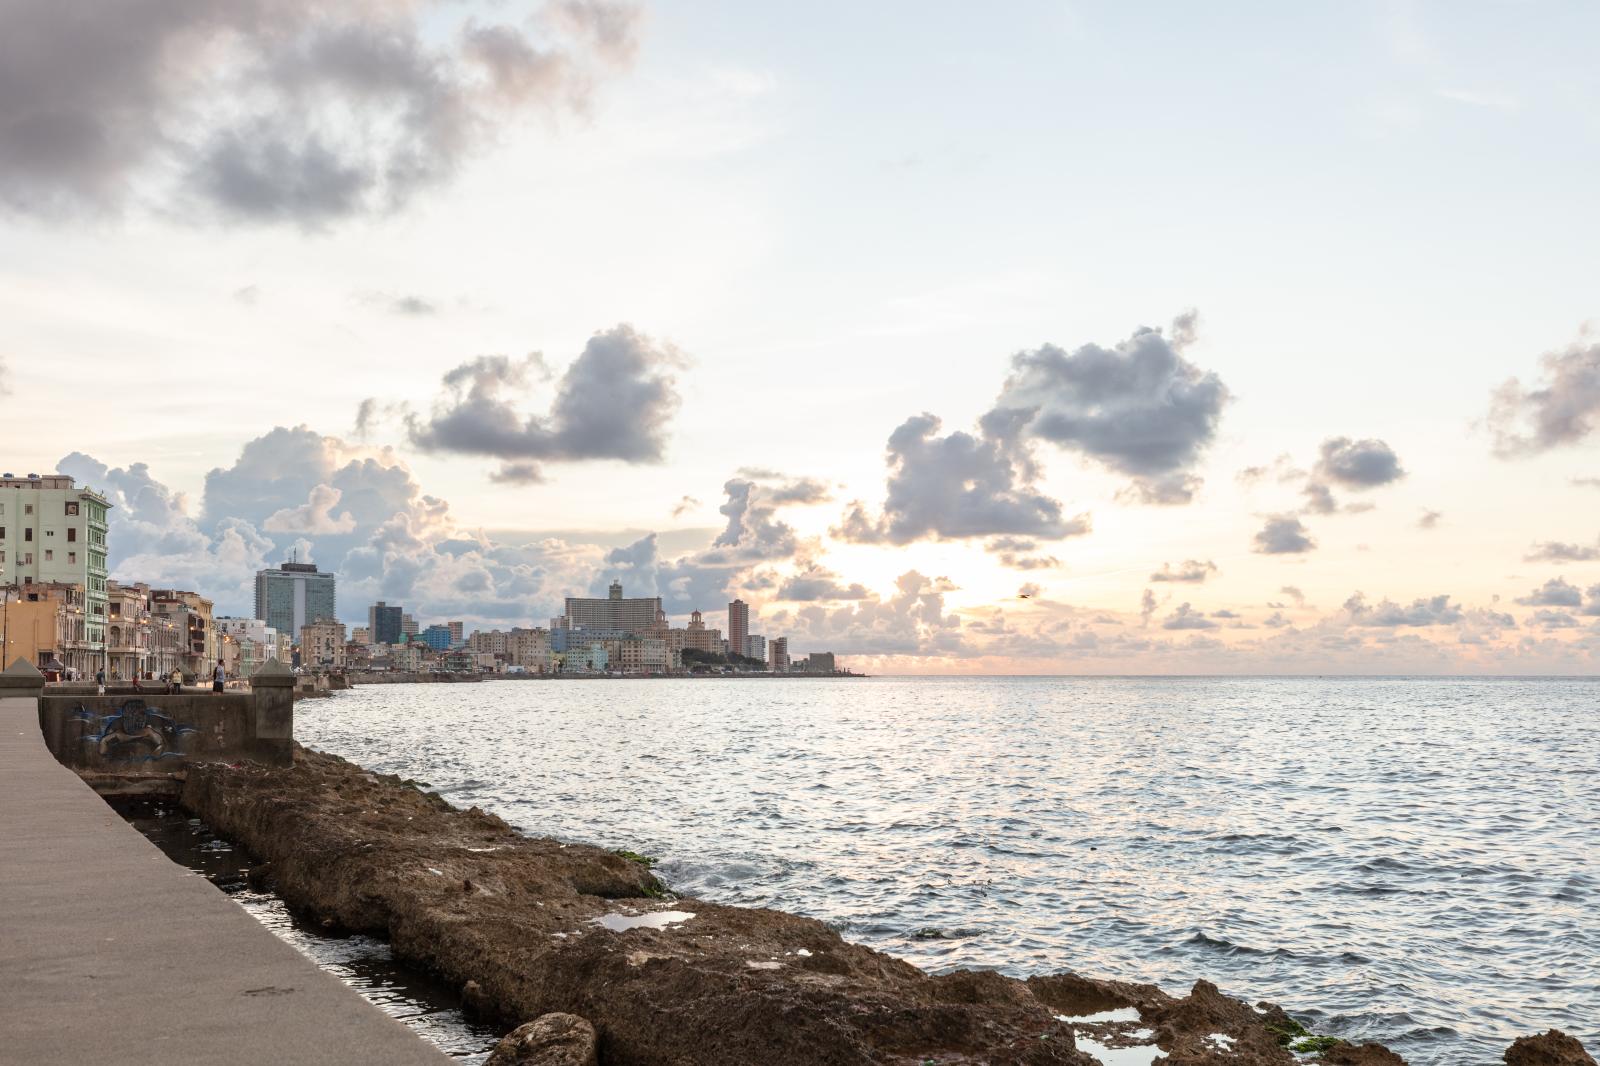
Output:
[[804, 651, 836, 673], [351, 626, 370, 644], [447, 621, 464, 644], [0, 472, 111, 664], [369, 602, 403, 645], [768, 637, 790, 672], [562, 581, 663, 635], [682, 609, 723, 653], [419, 624, 453, 651], [254, 561, 336, 641], [727, 599, 749, 660], [151, 589, 215, 678], [1, 582, 92, 676], [401, 613, 419, 639], [105, 580, 152, 681], [301, 620, 348, 671], [507, 628, 551, 672], [743, 634, 766, 663], [216, 616, 282, 678]]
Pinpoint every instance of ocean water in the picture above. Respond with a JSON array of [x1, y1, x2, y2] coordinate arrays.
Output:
[[296, 676, 1600, 1064]]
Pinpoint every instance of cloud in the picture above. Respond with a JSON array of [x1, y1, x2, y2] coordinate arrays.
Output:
[[1486, 335, 1600, 456], [1149, 559, 1218, 583], [1280, 585, 1306, 605], [777, 567, 871, 602], [1301, 481, 1339, 514], [262, 484, 358, 535], [1528, 609, 1580, 629], [0, 1, 641, 225], [1252, 514, 1316, 555], [358, 291, 438, 316], [835, 413, 1088, 545], [1236, 454, 1302, 487], [1524, 539, 1600, 563], [1139, 588, 1158, 626], [985, 536, 1061, 571], [1314, 437, 1406, 488], [671, 495, 701, 518], [982, 315, 1229, 482], [762, 571, 967, 657], [1343, 592, 1464, 627], [1515, 577, 1583, 607], [1162, 603, 1217, 630], [1116, 472, 1203, 506], [1573, 478, 1600, 490], [407, 324, 686, 481], [1418, 509, 1442, 530]]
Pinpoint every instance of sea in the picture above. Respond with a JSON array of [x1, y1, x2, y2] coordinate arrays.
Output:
[[295, 675, 1600, 1065]]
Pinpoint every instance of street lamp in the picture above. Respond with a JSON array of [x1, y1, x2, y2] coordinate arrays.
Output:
[[0, 564, 9, 670]]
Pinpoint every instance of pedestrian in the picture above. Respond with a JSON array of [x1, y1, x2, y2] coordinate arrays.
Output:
[[213, 661, 225, 694], [95, 667, 106, 695], [169, 668, 182, 694]]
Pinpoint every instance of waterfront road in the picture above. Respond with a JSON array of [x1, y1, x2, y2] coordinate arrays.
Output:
[[0, 692, 453, 1066]]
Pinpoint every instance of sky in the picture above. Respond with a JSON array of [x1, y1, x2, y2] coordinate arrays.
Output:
[[2, 0, 1599, 673]]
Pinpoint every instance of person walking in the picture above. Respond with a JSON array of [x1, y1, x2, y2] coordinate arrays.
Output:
[[95, 667, 106, 695], [212, 661, 226, 694]]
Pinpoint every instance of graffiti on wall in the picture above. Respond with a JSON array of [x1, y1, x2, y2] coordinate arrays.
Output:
[[72, 699, 198, 764]]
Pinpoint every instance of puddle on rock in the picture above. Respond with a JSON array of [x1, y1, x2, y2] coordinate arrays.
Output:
[[111, 797, 503, 1063], [592, 909, 696, 932], [1074, 1036, 1163, 1066]]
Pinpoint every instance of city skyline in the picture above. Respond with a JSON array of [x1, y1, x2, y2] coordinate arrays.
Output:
[[4, 3, 1600, 673]]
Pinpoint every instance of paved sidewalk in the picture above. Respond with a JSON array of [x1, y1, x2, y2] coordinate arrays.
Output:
[[0, 693, 454, 1066]]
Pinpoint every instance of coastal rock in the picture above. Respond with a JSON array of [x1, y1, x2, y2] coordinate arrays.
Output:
[[1319, 1043, 1407, 1065], [1505, 1030, 1598, 1066], [179, 746, 1409, 1066], [484, 1013, 598, 1066]]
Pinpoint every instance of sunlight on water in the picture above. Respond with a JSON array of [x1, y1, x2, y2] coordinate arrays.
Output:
[[297, 675, 1600, 1065]]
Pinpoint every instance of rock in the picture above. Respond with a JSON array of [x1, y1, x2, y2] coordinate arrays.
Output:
[[1505, 1030, 1598, 1066], [1320, 1043, 1407, 1065], [484, 1013, 598, 1066]]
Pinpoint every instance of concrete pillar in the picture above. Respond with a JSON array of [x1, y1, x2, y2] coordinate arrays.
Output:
[[250, 659, 295, 766], [0, 659, 46, 731]]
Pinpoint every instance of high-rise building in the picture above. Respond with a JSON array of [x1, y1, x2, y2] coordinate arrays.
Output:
[[727, 599, 749, 660], [419, 624, 453, 650], [562, 580, 663, 635], [0, 473, 112, 660], [369, 602, 404, 645], [401, 613, 419, 639], [743, 634, 766, 662], [447, 620, 464, 644], [255, 561, 336, 639], [768, 637, 790, 672]]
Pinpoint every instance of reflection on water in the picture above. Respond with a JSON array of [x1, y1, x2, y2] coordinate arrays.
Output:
[[114, 798, 502, 1063], [297, 675, 1600, 1065]]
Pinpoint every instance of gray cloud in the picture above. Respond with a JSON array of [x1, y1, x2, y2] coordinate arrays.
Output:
[[1116, 472, 1203, 506], [1301, 482, 1338, 514], [983, 316, 1229, 482], [1418, 509, 1442, 530], [1487, 337, 1600, 456], [1573, 477, 1600, 490], [1149, 559, 1218, 583], [0, 1, 641, 225], [1162, 603, 1217, 630], [408, 325, 685, 481], [671, 495, 701, 518], [1343, 592, 1464, 627], [1139, 588, 1158, 626], [1252, 514, 1316, 555], [1280, 585, 1306, 605], [1515, 577, 1583, 607], [835, 414, 1088, 545], [1315, 437, 1406, 488], [777, 567, 872, 602], [985, 536, 1062, 571], [1524, 539, 1600, 562], [359, 291, 438, 316], [1528, 609, 1579, 628]]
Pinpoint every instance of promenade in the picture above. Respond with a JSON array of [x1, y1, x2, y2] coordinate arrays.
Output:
[[0, 682, 453, 1066]]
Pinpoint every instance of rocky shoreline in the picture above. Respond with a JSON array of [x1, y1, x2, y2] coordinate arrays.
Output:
[[178, 747, 1594, 1066]]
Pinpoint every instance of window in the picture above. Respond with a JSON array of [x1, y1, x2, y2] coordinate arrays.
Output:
[[65, 502, 78, 516], [24, 528, 32, 541], [23, 504, 32, 515], [43, 550, 52, 561], [67, 527, 76, 542], [67, 552, 75, 564], [23, 552, 31, 564], [45, 529, 53, 536]]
